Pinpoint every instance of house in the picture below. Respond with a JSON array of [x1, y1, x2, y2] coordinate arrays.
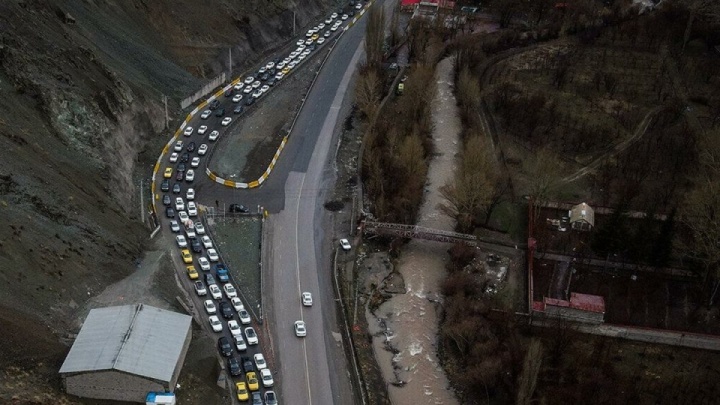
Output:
[[59, 304, 192, 403], [533, 292, 606, 324], [569, 202, 594, 231]]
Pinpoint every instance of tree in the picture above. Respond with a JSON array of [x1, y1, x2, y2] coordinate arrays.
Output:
[[364, 6, 386, 69], [354, 68, 381, 119], [516, 339, 543, 405], [524, 147, 564, 232], [441, 136, 502, 233]]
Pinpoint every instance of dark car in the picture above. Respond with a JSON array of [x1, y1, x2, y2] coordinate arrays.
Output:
[[177, 162, 186, 172], [180, 152, 190, 163], [224, 89, 232, 97], [216, 265, 230, 283], [190, 238, 202, 253], [267, 78, 276, 87], [219, 301, 233, 319], [209, 99, 221, 110], [245, 97, 255, 106], [252, 393, 262, 405], [308, 44, 317, 51], [229, 203, 249, 213], [218, 337, 233, 357], [175, 171, 184, 181], [215, 108, 225, 117], [233, 105, 244, 114], [241, 356, 254, 374], [186, 142, 196, 152], [264, 391, 278, 405], [161, 179, 170, 192], [205, 273, 216, 286], [165, 207, 175, 218], [227, 357, 242, 376], [163, 194, 171, 206], [260, 73, 269, 82], [172, 183, 182, 194]]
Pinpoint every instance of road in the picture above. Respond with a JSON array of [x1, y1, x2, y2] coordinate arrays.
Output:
[[152, 1, 390, 404]]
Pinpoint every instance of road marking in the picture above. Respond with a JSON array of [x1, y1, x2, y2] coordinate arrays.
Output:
[[293, 171, 313, 404]]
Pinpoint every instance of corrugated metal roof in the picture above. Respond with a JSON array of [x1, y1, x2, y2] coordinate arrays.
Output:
[[59, 304, 191, 382], [570, 292, 605, 313]]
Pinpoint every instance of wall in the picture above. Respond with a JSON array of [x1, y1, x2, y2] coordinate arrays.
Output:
[[64, 370, 166, 403]]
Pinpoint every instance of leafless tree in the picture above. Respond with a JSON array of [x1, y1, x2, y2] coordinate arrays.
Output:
[[365, 6, 386, 69], [355, 68, 381, 119], [516, 338, 543, 405], [524, 147, 564, 232]]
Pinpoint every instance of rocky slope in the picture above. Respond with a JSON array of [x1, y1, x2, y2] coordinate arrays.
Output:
[[0, 0, 334, 397]]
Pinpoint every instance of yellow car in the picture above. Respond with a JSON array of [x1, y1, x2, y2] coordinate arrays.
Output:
[[235, 381, 249, 401], [181, 249, 193, 264], [164, 167, 173, 178], [282, 67, 290, 75], [311, 34, 319, 41], [246, 372, 259, 391], [186, 265, 198, 279]]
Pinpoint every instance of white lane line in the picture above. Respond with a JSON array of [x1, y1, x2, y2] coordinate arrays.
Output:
[[293, 171, 313, 405]]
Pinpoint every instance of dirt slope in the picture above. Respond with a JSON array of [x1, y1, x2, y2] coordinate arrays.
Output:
[[0, 0, 334, 397]]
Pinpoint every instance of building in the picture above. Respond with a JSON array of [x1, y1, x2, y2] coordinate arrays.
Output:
[[59, 304, 192, 403], [569, 202, 594, 231], [533, 292, 606, 324]]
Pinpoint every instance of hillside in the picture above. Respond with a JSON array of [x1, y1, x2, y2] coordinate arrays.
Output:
[[0, 0, 333, 400]]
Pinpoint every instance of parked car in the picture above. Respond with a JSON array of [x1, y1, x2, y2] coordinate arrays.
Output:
[[207, 249, 219, 262], [216, 264, 229, 282], [198, 256, 211, 271], [224, 283, 238, 298], [186, 265, 199, 279], [198, 144, 208, 155], [231, 297, 245, 312], [254, 353, 267, 370], [198, 125, 208, 135], [219, 301, 234, 319], [208, 315, 222, 332], [339, 238, 351, 251], [183, 126, 193, 136], [201, 110, 212, 119], [202, 235, 213, 249], [228, 320, 242, 337], [194, 281, 207, 296], [234, 335, 247, 352], [203, 299, 216, 314], [170, 220, 180, 233], [227, 357, 242, 376], [241, 356, 255, 374], [236, 382, 249, 402], [175, 235, 187, 248], [229, 203, 249, 213], [218, 336, 233, 357], [238, 309, 252, 325], [205, 273, 216, 286], [209, 284, 222, 300], [245, 327, 259, 345], [161, 179, 170, 192], [264, 390, 278, 405], [260, 368, 274, 387]]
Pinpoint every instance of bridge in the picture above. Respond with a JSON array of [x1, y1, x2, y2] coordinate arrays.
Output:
[[362, 221, 477, 246]]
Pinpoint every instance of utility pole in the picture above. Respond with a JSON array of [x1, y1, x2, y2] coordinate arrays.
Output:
[[228, 48, 232, 77], [293, 11, 296, 36], [162, 94, 169, 130]]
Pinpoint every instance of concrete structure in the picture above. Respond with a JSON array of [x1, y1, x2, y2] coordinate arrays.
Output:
[[59, 304, 192, 403], [569, 202, 594, 231], [533, 292, 606, 324]]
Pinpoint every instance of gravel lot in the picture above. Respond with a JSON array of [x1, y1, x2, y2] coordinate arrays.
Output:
[[207, 215, 263, 320]]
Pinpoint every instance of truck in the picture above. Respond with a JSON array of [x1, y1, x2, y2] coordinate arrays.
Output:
[[216, 264, 230, 283]]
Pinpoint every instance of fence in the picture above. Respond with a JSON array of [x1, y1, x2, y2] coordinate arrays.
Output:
[[180, 73, 227, 110]]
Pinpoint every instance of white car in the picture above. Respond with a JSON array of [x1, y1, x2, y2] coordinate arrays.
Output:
[[243, 86, 253, 94], [275, 72, 285, 80], [294, 320, 306, 337], [244, 76, 254, 84], [252, 90, 262, 99], [298, 53, 307, 61], [331, 12, 338, 19], [198, 256, 211, 271], [228, 320, 242, 336], [198, 144, 208, 155], [289, 51, 299, 59], [185, 227, 196, 239], [208, 315, 222, 332], [201, 110, 212, 119], [331, 24, 340, 32], [224, 283, 238, 298], [198, 125, 208, 135], [266, 61, 275, 70], [186, 170, 195, 183], [260, 85, 270, 94], [186, 188, 195, 200], [174, 140, 184, 152], [169, 152, 178, 162], [258, 66, 267, 74], [209, 130, 220, 141], [305, 38, 313, 45], [297, 44, 306, 51], [341, 14, 348, 20], [183, 126, 193, 136], [254, 353, 267, 370], [209, 284, 222, 300], [325, 17, 332, 24], [301, 292, 313, 307], [238, 308, 251, 325], [195, 281, 207, 296], [207, 249, 219, 262], [339, 238, 351, 251], [245, 327, 259, 345], [251, 80, 261, 89], [318, 23, 325, 30], [276, 61, 286, 70], [176, 235, 187, 248], [288, 61, 298, 69], [260, 368, 274, 387], [231, 297, 245, 312], [175, 197, 185, 211], [202, 236, 213, 249], [234, 335, 247, 351], [296, 39, 305, 45], [283, 57, 292, 64], [232, 94, 243, 103], [204, 299, 217, 314], [305, 30, 314, 37], [170, 220, 180, 233], [356, 2, 362, 9], [221, 117, 232, 126], [187, 201, 197, 216], [178, 211, 189, 223], [317, 37, 325, 45], [195, 222, 205, 235], [234, 82, 244, 91], [324, 30, 331, 37]]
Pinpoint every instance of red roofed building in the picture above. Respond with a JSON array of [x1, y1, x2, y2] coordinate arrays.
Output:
[[401, 0, 456, 12], [534, 292, 606, 324]]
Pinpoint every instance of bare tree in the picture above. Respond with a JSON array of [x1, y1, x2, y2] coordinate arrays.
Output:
[[355, 68, 381, 119], [516, 338, 543, 405], [524, 147, 564, 232], [365, 6, 387, 69]]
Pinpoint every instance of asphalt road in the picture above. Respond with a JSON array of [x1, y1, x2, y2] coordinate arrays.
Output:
[[152, 1, 391, 403]]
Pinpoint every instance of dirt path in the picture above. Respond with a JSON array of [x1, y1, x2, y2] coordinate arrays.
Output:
[[368, 57, 460, 405]]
